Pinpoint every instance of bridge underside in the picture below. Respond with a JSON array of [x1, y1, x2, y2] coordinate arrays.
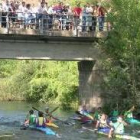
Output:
[[0, 34, 103, 108], [0, 34, 101, 61]]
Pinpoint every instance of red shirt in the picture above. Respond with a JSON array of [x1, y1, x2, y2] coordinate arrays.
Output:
[[97, 6, 106, 16], [73, 7, 82, 17]]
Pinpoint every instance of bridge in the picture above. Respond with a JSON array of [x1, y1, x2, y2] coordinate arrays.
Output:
[[0, 13, 107, 108]]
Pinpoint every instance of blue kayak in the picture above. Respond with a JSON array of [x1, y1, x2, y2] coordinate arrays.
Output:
[[29, 125, 56, 135], [126, 118, 140, 125], [98, 128, 139, 140]]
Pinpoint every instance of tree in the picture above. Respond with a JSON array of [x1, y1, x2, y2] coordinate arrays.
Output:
[[101, 0, 140, 112]]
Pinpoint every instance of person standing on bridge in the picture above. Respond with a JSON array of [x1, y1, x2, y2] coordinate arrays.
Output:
[[97, 3, 107, 31], [1, 0, 10, 28], [36, 1, 48, 30]]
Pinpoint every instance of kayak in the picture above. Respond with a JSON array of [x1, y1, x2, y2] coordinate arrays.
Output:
[[29, 125, 56, 135], [126, 118, 140, 125], [81, 112, 93, 120], [83, 127, 139, 140], [73, 111, 94, 124], [46, 122, 59, 128], [72, 116, 93, 124], [98, 128, 139, 140]]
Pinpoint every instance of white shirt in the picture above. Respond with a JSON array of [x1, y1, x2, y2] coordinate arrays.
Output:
[[86, 7, 93, 14], [2, 3, 10, 12], [47, 6, 54, 15], [19, 5, 26, 13], [37, 6, 47, 14]]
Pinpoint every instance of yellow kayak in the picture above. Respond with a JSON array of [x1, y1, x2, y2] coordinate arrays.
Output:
[[46, 122, 59, 128]]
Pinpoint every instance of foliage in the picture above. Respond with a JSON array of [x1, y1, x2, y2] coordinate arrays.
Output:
[[51, 0, 98, 6], [100, 0, 140, 113], [0, 60, 78, 109]]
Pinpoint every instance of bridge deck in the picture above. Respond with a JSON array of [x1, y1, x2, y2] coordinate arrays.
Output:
[[0, 27, 108, 38]]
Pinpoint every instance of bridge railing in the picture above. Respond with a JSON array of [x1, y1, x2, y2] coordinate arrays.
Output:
[[0, 11, 109, 37]]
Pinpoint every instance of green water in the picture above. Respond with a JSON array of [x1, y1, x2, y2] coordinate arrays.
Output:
[[0, 101, 98, 140], [0, 101, 140, 140]]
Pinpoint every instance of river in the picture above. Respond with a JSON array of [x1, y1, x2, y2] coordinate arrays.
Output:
[[0, 101, 140, 140], [0, 101, 99, 140]]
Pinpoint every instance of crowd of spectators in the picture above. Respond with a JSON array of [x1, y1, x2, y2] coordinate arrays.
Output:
[[0, 0, 107, 32]]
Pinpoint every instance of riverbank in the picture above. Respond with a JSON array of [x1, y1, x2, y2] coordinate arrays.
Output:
[[0, 60, 78, 109]]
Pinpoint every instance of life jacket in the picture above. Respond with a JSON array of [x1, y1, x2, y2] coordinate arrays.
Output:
[[29, 114, 36, 125], [94, 111, 101, 120], [124, 111, 133, 119], [99, 119, 108, 128], [36, 117, 46, 127], [113, 122, 124, 134]]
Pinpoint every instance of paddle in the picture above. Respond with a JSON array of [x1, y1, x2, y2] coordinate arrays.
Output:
[[32, 106, 59, 117], [32, 107, 70, 125], [75, 111, 94, 124]]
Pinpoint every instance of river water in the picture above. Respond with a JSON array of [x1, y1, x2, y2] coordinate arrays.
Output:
[[0, 101, 99, 140], [0, 101, 140, 140]]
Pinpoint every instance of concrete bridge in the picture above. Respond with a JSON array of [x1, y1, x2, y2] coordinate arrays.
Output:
[[0, 33, 105, 108]]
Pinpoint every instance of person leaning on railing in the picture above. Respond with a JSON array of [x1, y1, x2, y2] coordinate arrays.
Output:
[[81, 5, 87, 32], [36, 2, 48, 29], [97, 2, 107, 32], [1, 0, 10, 28], [61, 5, 68, 30], [8, 2, 17, 24], [24, 4, 35, 28], [18, 2, 26, 24], [73, 3, 82, 29], [53, 2, 63, 30], [92, 4, 98, 32], [85, 3, 93, 32]]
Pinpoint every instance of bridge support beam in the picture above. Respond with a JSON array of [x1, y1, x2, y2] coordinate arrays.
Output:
[[78, 60, 103, 109]]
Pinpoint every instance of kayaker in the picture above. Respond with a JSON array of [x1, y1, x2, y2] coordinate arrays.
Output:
[[109, 108, 119, 122], [24, 110, 36, 126], [95, 113, 114, 138], [110, 116, 127, 135], [44, 107, 60, 128], [124, 106, 140, 125], [78, 105, 93, 120], [124, 106, 135, 120], [44, 107, 58, 121], [79, 105, 89, 114], [94, 107, 102, 121], [36, 111, 46, 127]]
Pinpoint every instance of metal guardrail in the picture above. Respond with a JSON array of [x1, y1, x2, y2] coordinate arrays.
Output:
[[0, 11, 108, 37]]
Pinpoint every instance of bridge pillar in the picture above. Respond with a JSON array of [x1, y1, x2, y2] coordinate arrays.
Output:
[[78, 60, 103, 109]]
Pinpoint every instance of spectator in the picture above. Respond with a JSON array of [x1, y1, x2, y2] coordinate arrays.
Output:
[[62, 5, 68, 30], [18, 1, 26, 21], [53, 2, 63, 29], [97, 2, 107, 31], [65, 4, 73, 30], [81, 5, 87, 32], [9, 1, 16, 23], [86, 3, 93, 31], [24, 4, 35, 28], [92, 4, 98, 32], [1, 0, 11, 28], [37, 2, 48, 29], [47, 4, 54, 29], [73, 3, 82, 29]]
